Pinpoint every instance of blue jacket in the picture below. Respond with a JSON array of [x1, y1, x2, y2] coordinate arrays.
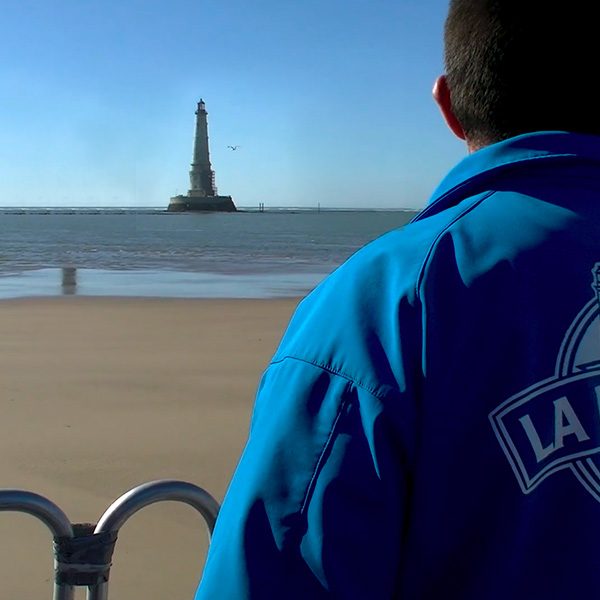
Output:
[[195, 132, 600, 599]]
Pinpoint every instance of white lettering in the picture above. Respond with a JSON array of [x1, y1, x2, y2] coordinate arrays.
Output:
[[520, 414, 555, 462], [554, 396, 590, 449], [519, 396, 591, 463]]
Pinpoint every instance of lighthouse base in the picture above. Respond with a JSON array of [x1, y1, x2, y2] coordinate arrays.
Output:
[[168, 194, 237, 213]]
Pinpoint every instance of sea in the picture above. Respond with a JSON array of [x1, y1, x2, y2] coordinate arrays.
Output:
[[0, 207, 418, 299]]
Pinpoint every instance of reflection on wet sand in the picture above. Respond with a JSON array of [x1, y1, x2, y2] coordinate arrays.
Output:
[[61, 267, 77, 295]]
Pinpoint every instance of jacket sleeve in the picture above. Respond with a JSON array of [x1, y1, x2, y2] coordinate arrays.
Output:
[[194, 356, 408, 599]]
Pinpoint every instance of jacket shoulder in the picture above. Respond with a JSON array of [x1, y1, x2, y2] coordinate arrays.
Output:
[[272, 194, 491, 392]]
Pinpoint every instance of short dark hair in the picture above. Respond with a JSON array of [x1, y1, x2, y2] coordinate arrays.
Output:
[[444, 1, 600, 147]]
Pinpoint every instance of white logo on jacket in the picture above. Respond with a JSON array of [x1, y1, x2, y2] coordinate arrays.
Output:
[[490, 263, 600, 502]]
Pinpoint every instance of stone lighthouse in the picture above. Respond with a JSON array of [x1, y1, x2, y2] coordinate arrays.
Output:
[[168, 99, 236, 212]]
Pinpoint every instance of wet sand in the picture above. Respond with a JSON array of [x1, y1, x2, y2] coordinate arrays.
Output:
[[0, 296, 299, 599]]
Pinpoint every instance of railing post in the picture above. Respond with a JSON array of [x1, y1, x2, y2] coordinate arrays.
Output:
[[0, 480, 219, 600]]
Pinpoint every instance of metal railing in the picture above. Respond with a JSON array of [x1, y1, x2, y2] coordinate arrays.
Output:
[[0, 479, 220, 599]]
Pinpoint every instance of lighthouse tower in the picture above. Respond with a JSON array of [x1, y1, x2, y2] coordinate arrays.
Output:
[[168, 100, 236, 212], [189, 99, 217, 196]]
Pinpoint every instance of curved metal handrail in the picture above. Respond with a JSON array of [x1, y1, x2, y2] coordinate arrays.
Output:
[[0, 490, 73, 538], [88, 479, 220, 600], [0, 489, 75, 600], [0, 480, 220, 600], [95, 479, 219, 535]]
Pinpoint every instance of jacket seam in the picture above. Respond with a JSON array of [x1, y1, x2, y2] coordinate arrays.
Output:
[[415, 190, 496, 296], [269, 354, 397, 401]]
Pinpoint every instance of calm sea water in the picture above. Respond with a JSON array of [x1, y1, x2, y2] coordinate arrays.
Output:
[[0, 208, 417, 298]]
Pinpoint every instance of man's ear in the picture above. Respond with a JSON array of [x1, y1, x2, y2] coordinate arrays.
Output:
[[433, 75, 466, 141]]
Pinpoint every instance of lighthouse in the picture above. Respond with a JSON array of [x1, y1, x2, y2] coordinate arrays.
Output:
[[168, 100, 236, 212]]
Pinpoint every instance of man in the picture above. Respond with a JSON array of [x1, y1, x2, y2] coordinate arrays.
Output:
[[196, 2, 600, 597]]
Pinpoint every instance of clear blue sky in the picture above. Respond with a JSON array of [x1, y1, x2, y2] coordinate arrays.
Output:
[[0, 0, 465, 208]]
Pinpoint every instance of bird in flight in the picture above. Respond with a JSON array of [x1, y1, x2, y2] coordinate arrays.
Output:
[[227, 145, 240, 150]]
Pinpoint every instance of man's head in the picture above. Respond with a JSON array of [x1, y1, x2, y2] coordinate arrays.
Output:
[[434, 1, 599, 150]]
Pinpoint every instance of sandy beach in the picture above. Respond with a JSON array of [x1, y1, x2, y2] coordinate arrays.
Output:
[[0, 296, 299, 599]]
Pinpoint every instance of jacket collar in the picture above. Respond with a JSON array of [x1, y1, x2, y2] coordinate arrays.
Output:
[[419, 131, 600, 220]]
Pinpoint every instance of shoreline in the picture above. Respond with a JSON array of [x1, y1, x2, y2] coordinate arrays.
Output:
[[0, 294, 305, 304], [0, 267, 326, 301], [0, 295, 299, 598]]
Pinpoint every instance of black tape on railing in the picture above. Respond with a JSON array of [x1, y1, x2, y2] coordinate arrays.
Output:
[[53, 523, 118, 586]]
